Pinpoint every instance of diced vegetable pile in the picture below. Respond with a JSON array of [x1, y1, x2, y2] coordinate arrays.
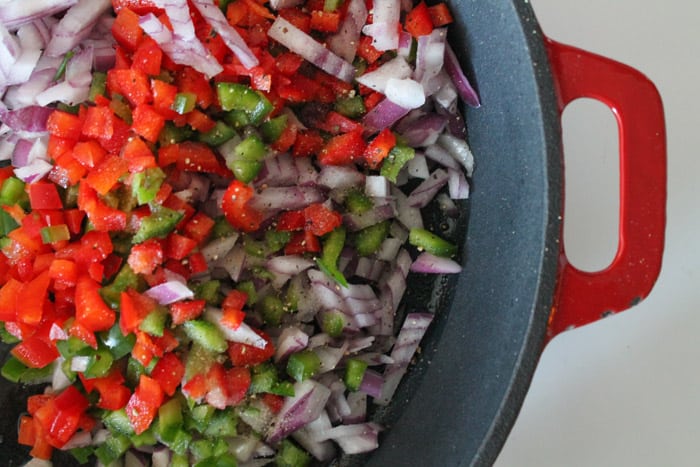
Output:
[[0, 0, 479, 465]]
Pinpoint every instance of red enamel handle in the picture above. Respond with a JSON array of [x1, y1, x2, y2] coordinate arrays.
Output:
[[544, 38, 667, 341]]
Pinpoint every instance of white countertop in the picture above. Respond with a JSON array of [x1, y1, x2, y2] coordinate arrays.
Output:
[[494, 1, 700, 466]]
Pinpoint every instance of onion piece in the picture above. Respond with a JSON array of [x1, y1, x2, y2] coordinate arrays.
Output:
[[410, 252, 462, 274], [406, 168, 449, 208], [267, 379, 332, 444], [355, 56, 412, 94], [267, 17, 355, 83], [448, 167, 470, 199], [444, 43, 481, 107], [144, 280, 194, 305], [204, 307, 268, 349], [384, 77, 425, 109], [361, 0, 399, 51], [362, 98, 410, 135], [438, 133, 475, 176], [267, 255, 315, 276], [414, 28, 446, 91], [44, 0, 111, 57], [327, 0, 367, 63], [190, 0, 259, 69], [0, 105, 53, 133], [376, 312, 433, 405], [274, 326, 309, 362], [0, 0, 78, 31]]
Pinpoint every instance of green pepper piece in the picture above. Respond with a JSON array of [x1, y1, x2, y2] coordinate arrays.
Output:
[[0, 209, 18, 236], [344, 187, 375, 214], [260, 114, 288, 143], [131, 166, 166, 205], [100, 264, 144, 308], [83, 345, 114, 378], [184, 342, 217, 381], [276, 439, 312, 467], [335, 94, 366, 118], [100, 323, 136, 360], [0, 176, 27, 206], [249, 362, 278, 394], [203, 408, 238, 438], [183, 320, 228, 353], [172, 453, 190, 467], [408, 228, 458, 257], [139, 306, 169, 337], [53, 51, 75, 82], [171, 92, 197, 115], [1, 356, 28, 383], [88, 71, 107, 103], [320, 310, 347, 337], [131, 426, 158, 447], [380, 144, 415, 183], [103, 408, 135, 436], [56, 336, 90, 359], [211, 216, 236, 239], [316, 226, 348, 287], [198, 119, 237, 146], [160, 120, 195, 145], [0, 322, 19, 344], [228, 134, 266, 183], [95, 433, 131, 465], [69, 446, 94, 464], [193, 279, 221, 306], [265, 229, 292, 253], [40, 224, 71, 244], [216, 82, 273, 125], [344, 358, 369, 391], [259, 294, 285, 326], [223, 109, 250, 129], [126, 356, 147, 388], [110, 94, 132, 124], [158, 396, 184, 443], [236, 280, 257, 305], [132, 205, 183, 243], [270, 380, 296, 397], [286, 350, 321, 382], [186, 404, 216, 433], [353, 220, 391, 256]]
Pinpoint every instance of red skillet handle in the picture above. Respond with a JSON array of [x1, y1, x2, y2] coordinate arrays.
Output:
[[544, 38, 666, 341]]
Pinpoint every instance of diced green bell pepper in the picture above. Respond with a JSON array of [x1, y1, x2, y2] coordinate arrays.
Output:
[[260, 114, 288, 143], [335, 94, 366, 118], [316, 226, 348, 287], [103, 408, 135, 436], [171, 92, 197, 115], [40, 224, 71, 244], [276, 439, 312, 467], [198, 120, 237, 147], [131, 166, 166, 205], [99, 324, 136, 360], [286, 350, 321, 382], [320, 310, 347, 338], [139, 306, 168, 337], [344, 358, 369, 392], [203, 407, 238, 438], [88, 71, 107, 103], [158, 396, 184, 443], [216, 82, 273, 125], [380, 144, 415, 183], [353, 220, 390, 256], [132, 205, 183, 243], [408, 228, 458, 257], [183, 319, 228, 353], [227, 134, 267, 183], [0, 176, 27, 207], [259, 294, 285, 326]]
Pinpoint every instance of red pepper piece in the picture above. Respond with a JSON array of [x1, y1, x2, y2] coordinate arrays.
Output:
[[150, 352, 185, 396], [318, 128, 366, 166], [221, 180, 263, 232], [126, 375, 164, 435]]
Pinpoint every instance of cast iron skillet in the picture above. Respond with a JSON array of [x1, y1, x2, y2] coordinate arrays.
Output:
[[0, 0, 666, 465]]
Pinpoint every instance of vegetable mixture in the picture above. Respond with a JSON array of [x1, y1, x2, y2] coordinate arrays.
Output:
[[0, 0, 479, 465]]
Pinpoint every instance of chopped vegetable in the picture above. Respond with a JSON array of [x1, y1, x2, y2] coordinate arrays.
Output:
[[0, 0, 479, 464]]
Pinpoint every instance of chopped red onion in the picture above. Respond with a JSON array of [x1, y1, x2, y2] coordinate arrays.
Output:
[[438, 133, 475, 176], [248, 186, 324, 213], [0, 24, 22, 77], [191, 0, 260, 69], [406, 168, 449, 208], [44, 0, 111, 57], [144, 280, 194, 305], [364, 175, 390, 198], [219, 244, 247, 281], [294, 154, 319, 186], [267, 17, 355, 83], [124, 450, 149, 467], [4, 68, 54, 108], [355, 56, 412, 94], [343, 198, 396, 231], [317, 165, 365, 190], [269, 0, 303, 9], [10, 138, 33, 167], [414, 28, 446, 90], [52, 357, 71, 391], [385, 77, 425, 109], [376, 312, 433, 405], [0, 0, 78, 31], [267, 379, 332, 444], [362, 98, 410, 135], [444, 43, 481, 107], [275, 326, 309, 362], [200, 234, 238, 263], [314, 343, 347, 373], [267, 255, 315, 276], [361, 0, 399, 51], [0, 105, 53, 132], [448, 167, 470, 199], [292, 411, 337, 461], [14, 158, 52, 183], [70, 355, 90, 373], [406, 151, 429, 179], [327, 0, 367, 62], [399, 113, 448, 148], [436, 192, 460, 217], [410, 252, 462, 274], [326, 422, 382, 454], [391, 185, 424, 230], [151, 446, 171, 467], [358, 369, 383, 399], [424, 143, 460, 170]]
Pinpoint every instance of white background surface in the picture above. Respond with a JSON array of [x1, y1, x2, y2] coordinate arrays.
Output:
[[494, 1, 700, 466]]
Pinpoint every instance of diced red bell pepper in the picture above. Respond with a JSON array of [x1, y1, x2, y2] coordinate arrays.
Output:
[[164, 233, 197, 261], [169, 299, 206, 325], [405, 1, 434, 37], [317, 110, 364, 135], [47, 110, 83, 140], [227, 329, 275, 367], [261, 393, 284, 413], [276, 209, 305, 231], [428, 2, 453, 27], [357, 34, 384, 64], [278, 7, 311, 33], [49, 258, 78, 288], [119, 288, 158, 335], [34, 385, 88, 449], [132, 103, 166, 143], [271, 120, 298, 153], [132, 331, 159, 367], [187, 251, 208, 276], [310, 10, 341, 32], [77, 183, 128, 232], [75, 275, 116, 332], [84, 154, 130, 195], [49, 153, 87, 188], [292, 129, 324, 158], [303, 203, 343, 237], [318, 128, 366, 166], [72, 140, 107, 169], [186, 109, 216, 133], [221, 307, 245, 330], [150, 352, 185, 396], [17, 269, 51, 325], [0, 277, 22, 321], [223, 289, 248, 310], [98, 114, 132, 155], [225, 367, 251, 406], [82, 105, 115, 140], [174, 66, 214, 109], [28, 182, 63, 211], [151, 79, 179, 119], [112, 0, 162, 15], [112, 7, 144, 52], [284, 230, 321, 255], [126, 375, 164, 435], [221, 180, 263, 232], [128, 239, 164, 275], [363, 127, 397, 169], [182, 372, 208, 400], [158, 141, 230, 176], [17, 415, 35, 447], [107, 68, 152, 107], [131, 36, 163, 76], [11, 334, 59, 369], [121, 135, 157, 172], [182, 212, 215, 244], [85, 369, 131, 410]]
